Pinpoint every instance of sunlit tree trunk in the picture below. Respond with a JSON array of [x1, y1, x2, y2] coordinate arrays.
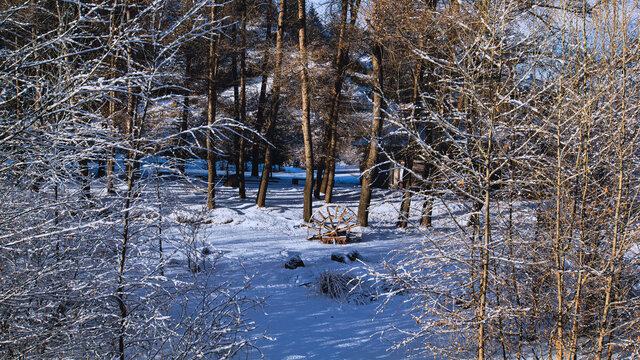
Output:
[[256, 0, 285, 207], [477, 123, 493, 360], [321, 0, 361, 203], [317, 0, 348, 198], [298, 0, 314, 221], [358, 36, 384, 227]]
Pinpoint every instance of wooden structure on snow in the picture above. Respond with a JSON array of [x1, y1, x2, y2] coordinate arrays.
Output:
[[306, 205, 361, 244]]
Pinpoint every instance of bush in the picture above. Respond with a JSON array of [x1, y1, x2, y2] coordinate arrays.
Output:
[[316, 270, 375, 305]]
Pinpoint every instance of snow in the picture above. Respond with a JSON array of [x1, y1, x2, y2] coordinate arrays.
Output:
[[163, 166, 422, 358], [220, 77, 273, 102]]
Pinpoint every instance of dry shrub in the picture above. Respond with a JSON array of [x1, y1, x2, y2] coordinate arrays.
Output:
[[316, 270, 375, 305]]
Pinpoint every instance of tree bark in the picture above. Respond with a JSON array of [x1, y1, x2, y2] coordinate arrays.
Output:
[[477, 129, 493, 360], [178, 50, 192, 174], [357, 40, 384, 227], [106, 147, 115, 194], [397, 55, 424, 228], [396, 156, 413, 228], [252, 1, 272, 178], [314, 166, 323, 199], [317, 0, 348, 198], [256, 0, 286, 207], [298, 0, 314, 221], [206, 0, 220, 209], [117, 4, 138, 357], [237, 0, 247, 199], [321, 0, 361, 203], [106, 46, 117, 194], [80, 158, 91, 199]]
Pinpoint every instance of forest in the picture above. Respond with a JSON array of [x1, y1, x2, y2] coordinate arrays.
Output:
[[2, 0, 640, 358]]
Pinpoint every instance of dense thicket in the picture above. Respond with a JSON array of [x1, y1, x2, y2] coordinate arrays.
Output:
[[0, 0, 257, 357], [375, 0, 640, 358], [3, 0, 640, 358]]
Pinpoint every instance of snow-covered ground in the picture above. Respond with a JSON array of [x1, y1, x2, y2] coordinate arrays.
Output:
[[164, 166, 423, 359]]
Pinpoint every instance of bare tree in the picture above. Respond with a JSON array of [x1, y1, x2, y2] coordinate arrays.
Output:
[[357, 0, 384, 227], [298, 0, 314, 221], [0, 0, 259, 357], [251, 0, 273, 178], [206, 0, 221, 209], [256, 0, 286, 208], [318, 0, 361, 203], [237, 0, 248, 199]]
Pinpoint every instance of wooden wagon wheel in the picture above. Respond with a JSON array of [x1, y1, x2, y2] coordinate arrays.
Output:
[[306, 204, 361, 244]]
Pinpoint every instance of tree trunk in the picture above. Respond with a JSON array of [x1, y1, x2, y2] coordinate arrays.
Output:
[[314, 166, 323, 199], [420, 147, 435, 228], [206, 0, 220, 209], [80, 158, 91, 199], [595, 120, 627, 360], [116, 98, 148, 360], [106, 147, 115, 194], [397, 56, 424, 228], [256, 0, 285, 207], [298, 0, 313, 221], [252, 2, 272, 178], [357, 40, 384, 227], [97, 158, 105, 178], [420, 185, 433, 227], [117, 5, 138, 357], [396, 157, 413, 228], [477, 131, 493, 360], [116, 153, 136, 360], [237, 0, 247, 199], [106, 48, 117, 194], [231, 23, 240, 174], [178, 51, 192, 174], [321, 0, 361, 203], [316, 0, 344, 195]]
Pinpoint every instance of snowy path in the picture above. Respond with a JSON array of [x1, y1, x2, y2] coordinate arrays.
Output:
[[167, 167, 423, 359]]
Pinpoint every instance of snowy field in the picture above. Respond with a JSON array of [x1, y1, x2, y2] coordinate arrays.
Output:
[[162, 166, 423, 359]]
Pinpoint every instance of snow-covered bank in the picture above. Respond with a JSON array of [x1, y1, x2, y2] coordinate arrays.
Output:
[[164, 166, 422, 358]]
